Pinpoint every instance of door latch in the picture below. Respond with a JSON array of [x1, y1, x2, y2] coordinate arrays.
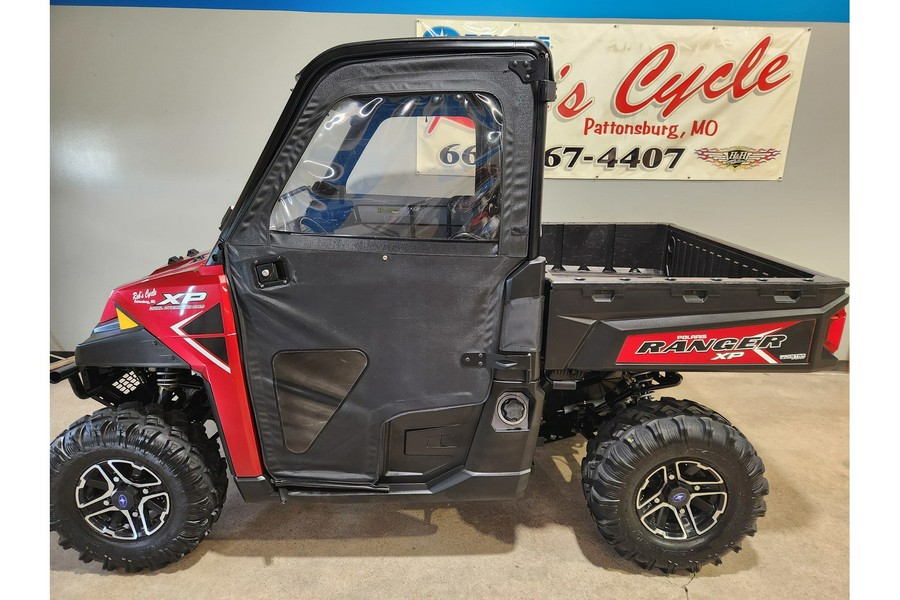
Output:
[[254, 257, 288, 288]]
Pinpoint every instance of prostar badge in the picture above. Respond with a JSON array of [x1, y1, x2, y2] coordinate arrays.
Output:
[[695, 146, 781, 170]]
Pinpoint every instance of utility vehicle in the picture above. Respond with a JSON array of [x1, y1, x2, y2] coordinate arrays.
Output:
[[50, 38, 848, 573]]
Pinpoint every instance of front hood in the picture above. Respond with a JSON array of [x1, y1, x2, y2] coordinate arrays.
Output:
[[98, 251, 217, 323], [90, 248, 233, 375]]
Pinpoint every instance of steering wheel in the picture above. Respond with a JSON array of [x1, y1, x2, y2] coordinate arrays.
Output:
[[451, 232, 483, 241], [299, 216, 328, 234]]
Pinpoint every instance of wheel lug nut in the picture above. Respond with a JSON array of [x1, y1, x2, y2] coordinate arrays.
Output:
[[113, 477, 120, 482], [668, 475, 675, 480], [132, 512, 139, 517], [694, 485, 700, 491], [654, 498, 661, 503], [679, 508, 686, 514], [103, 500, 110, 506], [143, 489, 149, 495]]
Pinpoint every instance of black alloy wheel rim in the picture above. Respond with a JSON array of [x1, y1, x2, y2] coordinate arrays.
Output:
[[635, 459, 728, 541], [75, 459, 171, 541]]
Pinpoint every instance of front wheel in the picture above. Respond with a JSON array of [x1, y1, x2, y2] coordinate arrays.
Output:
[[50, 403, 226, 571], [582, 398, 768, 573]]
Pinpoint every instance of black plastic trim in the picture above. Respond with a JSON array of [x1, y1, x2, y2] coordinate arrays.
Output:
[[234, 476, 279, 502], [505, 256, 546, 299], [75, 326, 189, 369], [527, 55, 552, 260]]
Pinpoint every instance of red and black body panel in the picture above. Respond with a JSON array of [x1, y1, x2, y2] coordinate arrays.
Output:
[[74, 253, 263, 478]]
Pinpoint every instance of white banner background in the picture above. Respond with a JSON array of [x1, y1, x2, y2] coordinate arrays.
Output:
[[417, 21, 810, 180]]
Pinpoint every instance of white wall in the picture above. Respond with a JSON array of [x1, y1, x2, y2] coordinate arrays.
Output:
[[50, 7, 849, 358]]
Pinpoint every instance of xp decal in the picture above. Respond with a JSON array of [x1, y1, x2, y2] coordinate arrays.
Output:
[[150, 290, 208, 311], [616, 320, 816, 365], [157, 291, 208, 306]]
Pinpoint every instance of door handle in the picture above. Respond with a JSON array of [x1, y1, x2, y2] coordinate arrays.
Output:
[[254, 257, 288, 288]]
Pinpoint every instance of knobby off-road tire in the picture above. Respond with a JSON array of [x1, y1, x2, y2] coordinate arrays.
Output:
[[581, 398, 768, 574], [50, 403, 228, 571], [581, 398, 732, 501]]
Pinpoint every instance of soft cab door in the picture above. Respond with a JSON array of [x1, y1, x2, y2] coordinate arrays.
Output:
[[219, 39, 551, 485]]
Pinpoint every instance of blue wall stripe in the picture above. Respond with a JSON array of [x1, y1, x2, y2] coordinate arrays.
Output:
[[49, 1, 850, 24]]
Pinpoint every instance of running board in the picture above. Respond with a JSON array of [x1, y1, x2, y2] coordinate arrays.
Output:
[[277, 481, 390, 501], [238, 468, 533, 504]]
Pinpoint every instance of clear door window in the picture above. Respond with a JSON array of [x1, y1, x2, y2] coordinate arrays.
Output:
[[270, 93, 503, 241]]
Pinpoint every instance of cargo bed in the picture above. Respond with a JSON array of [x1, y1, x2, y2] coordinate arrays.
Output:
[[540, 224, 848, 373]]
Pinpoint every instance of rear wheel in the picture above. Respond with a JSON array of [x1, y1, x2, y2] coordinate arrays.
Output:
[[50, 403, 226, 571], [581, 398, 768, 573]]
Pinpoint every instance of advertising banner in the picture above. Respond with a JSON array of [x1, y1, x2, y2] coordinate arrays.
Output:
[[416, 20, 810, 180]]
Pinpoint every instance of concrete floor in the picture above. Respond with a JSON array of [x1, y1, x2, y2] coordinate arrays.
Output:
[[49, 371, 849, 599]]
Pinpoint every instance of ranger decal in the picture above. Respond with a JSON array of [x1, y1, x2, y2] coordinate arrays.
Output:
[[617, 320, 816, 365]]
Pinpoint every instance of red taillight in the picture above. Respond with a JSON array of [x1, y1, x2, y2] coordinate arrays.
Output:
[[824, 308, 847, 354]]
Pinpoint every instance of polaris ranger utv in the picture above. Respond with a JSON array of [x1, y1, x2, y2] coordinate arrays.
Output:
[[50, 38, 848, 574]]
